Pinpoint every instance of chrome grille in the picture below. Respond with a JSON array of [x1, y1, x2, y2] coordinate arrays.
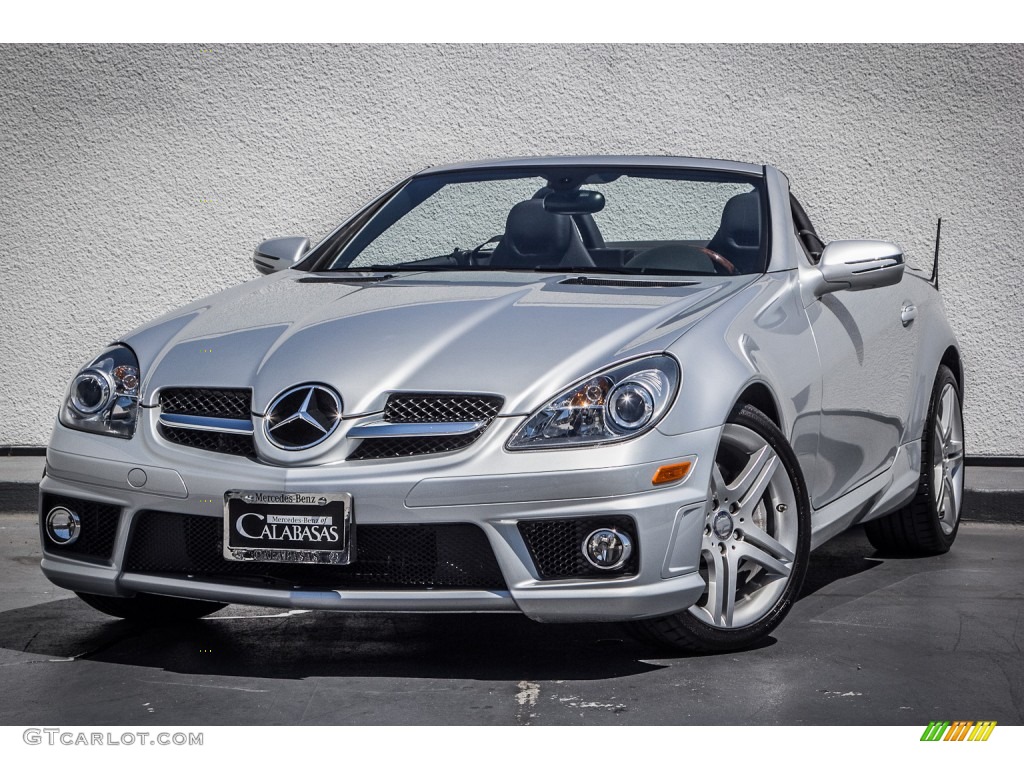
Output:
[[349, 393, 504, 460], [159, 388, 251, 420], [383, 394, 503, 424], [159, 388, 256, 458]]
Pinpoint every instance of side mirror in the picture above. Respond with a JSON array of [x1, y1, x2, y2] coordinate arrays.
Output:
[[812, 240, 904, 297], [253, 236, 310, 275]]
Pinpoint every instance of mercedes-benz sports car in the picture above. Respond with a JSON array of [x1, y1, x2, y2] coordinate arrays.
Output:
[[40, 156, 964, 651]]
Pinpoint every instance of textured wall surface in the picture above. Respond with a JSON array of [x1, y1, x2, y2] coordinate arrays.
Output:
[[1, 44, 1022, 453]]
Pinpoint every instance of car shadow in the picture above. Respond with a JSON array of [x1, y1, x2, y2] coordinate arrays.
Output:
[[0, 596, 711, 680], [799, 526, 883, 598], [0, 529, 884, 681]]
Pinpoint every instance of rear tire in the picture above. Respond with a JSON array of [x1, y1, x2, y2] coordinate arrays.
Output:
[[630, 403, 811, 652], [864, 365, 963, 555], [76, 591, 226, 622]]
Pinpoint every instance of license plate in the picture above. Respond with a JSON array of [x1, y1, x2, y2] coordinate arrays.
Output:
[[223, 490, 353, 564]]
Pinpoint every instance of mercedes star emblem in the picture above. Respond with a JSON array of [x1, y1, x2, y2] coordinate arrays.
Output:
[[264, 384, 343, 450]]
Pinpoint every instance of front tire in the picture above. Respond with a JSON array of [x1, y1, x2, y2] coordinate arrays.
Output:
[[864, 365, 964, 555], [76, 591, 226, 622], [632, 403, 811, 652]]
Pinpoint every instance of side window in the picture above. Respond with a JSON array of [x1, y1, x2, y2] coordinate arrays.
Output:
[[790, 194, 826, 264]]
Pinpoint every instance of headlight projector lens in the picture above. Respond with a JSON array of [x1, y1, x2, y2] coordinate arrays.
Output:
[[70, 370, 112, 414], [607, 381, 655, 430], [582, 528, 633, 570], [506, 355, 679, 450], [45, 506, 81, 546], [60, 345, 141, 439]]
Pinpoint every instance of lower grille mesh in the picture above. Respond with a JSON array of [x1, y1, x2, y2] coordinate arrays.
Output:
[[125, 511, 506, 590], [348, 432, 482, 460], [159, 426, 257, 459], [518, 516, 639, 580], [40, 494, 121, 562]]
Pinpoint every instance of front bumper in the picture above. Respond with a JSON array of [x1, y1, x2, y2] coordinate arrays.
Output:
[[40, 417, 720, 623]]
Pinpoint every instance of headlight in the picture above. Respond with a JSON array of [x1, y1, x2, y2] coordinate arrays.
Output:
[[507, 356, 680, 450], [59, 345, 141, 438]]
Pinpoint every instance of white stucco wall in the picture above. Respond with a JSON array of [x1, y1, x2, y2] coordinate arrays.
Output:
[[1, 44, 1022, 454]]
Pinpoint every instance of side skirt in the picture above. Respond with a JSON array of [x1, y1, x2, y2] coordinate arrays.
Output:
[[810, 440, 922, 549]]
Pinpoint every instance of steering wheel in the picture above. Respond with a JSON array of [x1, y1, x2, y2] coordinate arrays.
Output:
[[696, 246, 738, 275], [628, 243, 738, 275], [463, 235, 503, 266]]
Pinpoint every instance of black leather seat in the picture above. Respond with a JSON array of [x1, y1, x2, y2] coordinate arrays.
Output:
[[706, 191, 763, 274], [489, 200, 595, 270]]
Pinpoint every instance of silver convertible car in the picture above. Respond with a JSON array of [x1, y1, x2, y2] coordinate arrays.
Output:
[[40, 156, 964, 651]]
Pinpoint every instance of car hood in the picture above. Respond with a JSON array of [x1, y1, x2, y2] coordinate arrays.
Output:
[[124, 271, 758, 415]]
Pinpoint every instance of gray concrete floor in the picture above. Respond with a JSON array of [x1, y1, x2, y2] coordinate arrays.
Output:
[[0, 457, 45, 484], [0, 503, 1021, 725]]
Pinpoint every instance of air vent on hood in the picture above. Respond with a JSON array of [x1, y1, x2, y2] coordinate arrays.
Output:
[[559, 276, 697, 288], [298, 275, 394, 284]]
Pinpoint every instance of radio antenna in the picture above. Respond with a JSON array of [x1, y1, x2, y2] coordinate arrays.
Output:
[[931, 217, 942, 289]]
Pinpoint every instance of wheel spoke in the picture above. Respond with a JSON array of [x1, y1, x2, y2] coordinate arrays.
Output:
[[945, 439, 964, 463], [704, 545, 736, 627], [935, 470, 947, 516], [740, 520, 796, 563], [711, 463, 728, 501], [942, 474, 958, 522], [734, 540, 792, 579], [728, 444, 778, 513], [939, 387, 955, 442]]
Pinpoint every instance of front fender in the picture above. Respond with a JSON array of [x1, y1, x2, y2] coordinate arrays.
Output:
[[657, 272, 823, 481]]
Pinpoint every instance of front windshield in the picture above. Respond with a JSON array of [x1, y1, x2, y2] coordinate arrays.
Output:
[[320, 167, 768, 276]]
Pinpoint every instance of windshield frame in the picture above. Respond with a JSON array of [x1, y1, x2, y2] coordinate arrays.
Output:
[[302, 164, 771, 276]]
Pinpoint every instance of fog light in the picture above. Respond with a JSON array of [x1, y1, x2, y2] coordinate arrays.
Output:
[[45, 506, 81, 545], [582, 528, 633, 570]]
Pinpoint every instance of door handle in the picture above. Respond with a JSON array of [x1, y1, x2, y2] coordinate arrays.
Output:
[[901, 303, 918, 326]]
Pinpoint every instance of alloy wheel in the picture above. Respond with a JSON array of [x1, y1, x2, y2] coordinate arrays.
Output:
[[933, 382, 965, 535], [689, 423, 800, 629]]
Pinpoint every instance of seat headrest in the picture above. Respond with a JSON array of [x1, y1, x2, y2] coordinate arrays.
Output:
[[502, 199, 572, 260], [717, 191, 761, 247]]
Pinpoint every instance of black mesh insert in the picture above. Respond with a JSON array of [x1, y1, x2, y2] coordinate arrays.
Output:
[[40, 493, 121, 562], [159, 426, 256, 459], [383, 394, 503, 424], [125, 511, 506, 590], [348, 432, 482, 460], [518, 516, 638, 580], [159, 388, 251, 420]]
